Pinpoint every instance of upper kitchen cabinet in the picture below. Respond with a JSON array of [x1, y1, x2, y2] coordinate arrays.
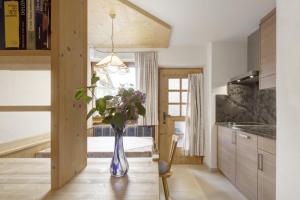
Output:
[[248, 30, 260, 71], [259, 9, 276, 90]]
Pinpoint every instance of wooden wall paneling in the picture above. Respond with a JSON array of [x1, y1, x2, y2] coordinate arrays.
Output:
[[51, 0, 88, 189], [88, 0, 171, 48]]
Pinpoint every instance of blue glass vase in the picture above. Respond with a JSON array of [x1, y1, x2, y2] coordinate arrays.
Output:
[[110, 125, 129, 177]]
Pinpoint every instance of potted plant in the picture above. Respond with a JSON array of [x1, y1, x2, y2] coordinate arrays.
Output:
[[75, 73, 146, 177]]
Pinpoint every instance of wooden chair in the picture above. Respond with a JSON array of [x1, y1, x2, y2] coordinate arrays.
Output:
[[159, 135, 178, 200]]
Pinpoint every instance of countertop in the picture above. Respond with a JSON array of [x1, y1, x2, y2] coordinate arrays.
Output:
[[216, 122, 276, 139]]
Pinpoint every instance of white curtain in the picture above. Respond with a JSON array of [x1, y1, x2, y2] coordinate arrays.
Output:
[[184, 73, 204, 156], [135, 52, 159, 125]]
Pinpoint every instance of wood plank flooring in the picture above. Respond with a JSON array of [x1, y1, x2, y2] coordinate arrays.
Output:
[[159, 165, 247, 200]]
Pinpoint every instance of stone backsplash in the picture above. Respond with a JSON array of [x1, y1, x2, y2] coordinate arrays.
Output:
[[216, 83, 276, 125]]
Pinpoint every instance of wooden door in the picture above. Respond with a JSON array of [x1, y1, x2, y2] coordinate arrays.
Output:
[[217, 126, 236, 184], [236, 131, 258, 200], [158, 68, 202, 164]]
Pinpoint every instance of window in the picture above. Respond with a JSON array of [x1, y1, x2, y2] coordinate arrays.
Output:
[[167, 78, 188, 116], [94, 62, 136, 98]]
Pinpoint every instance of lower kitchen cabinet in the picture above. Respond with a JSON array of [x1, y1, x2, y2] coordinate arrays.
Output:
[[218, 126, 236, 184], [236, 131, 258, 200], [258, 150, 276, 200], [217, 126, 276, 200]]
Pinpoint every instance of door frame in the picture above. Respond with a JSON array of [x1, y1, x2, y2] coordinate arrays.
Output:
[[158, 67, 203, 164]]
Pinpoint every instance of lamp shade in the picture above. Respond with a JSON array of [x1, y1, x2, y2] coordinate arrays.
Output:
[[96, 53, 127, 73]]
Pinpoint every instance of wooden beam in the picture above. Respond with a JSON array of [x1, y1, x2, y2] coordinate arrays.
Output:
[[0, 106, 51, 112], [51, 0, 88, 189]]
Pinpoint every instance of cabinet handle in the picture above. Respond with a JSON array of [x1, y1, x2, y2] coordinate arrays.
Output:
[[231, 131, 236, 144], [238, 133, 250, 139], [258, 153, 264, 171]]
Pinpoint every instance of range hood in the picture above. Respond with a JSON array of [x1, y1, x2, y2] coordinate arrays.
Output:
[[229, 70, 259, 84]]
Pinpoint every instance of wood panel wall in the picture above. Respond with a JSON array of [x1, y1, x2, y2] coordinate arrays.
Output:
[[51, 0, 88, 189]]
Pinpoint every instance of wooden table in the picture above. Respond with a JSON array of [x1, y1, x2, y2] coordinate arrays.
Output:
[[0, 158, 159, 200], [36, 137, 153, 158]]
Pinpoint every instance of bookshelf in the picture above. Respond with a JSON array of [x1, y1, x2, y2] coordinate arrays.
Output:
[[0, 0, 88, 190], [0, 50, 51, 56]]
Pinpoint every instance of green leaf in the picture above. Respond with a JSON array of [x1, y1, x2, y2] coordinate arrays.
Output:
[[96, 98, 107, 115], [136, 103, 146, 116], [91, 73, 100, 85], [86, 108, 97, 120], [112, 113, 125, 129], [102, 116, 112, 124], [75, 88, 85, 100], [83, 95, 93, 104]]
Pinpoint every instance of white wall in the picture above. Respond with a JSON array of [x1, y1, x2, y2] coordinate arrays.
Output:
[[157, 46, 207, 67], [0, 58, 51, 144], [211, 42, 248, 88], [276, 0, 300, 198], [204, 41, 247, 169]]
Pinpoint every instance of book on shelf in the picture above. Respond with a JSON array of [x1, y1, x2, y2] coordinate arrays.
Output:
[[0, 0, 51, 50], [19, 0, 26, 49], [26, 0, 35, 49], [41, 0, 50, 49], [4, 0, 19, 49], [0, 0, 5, 49], [35, 0, 42, 49]]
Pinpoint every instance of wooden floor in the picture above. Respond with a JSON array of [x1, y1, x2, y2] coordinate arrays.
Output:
[[159, 165, 246, 200], [0, 158, 159, 200]]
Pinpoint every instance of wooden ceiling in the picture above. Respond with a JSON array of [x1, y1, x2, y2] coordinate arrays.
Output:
[[88, 0, 171, 48]]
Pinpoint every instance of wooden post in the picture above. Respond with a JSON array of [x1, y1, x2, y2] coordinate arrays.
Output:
[[51, 0, 88, 189]]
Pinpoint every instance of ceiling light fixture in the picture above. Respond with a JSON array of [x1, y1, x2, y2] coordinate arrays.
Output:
[[96, 13, 128, 73]]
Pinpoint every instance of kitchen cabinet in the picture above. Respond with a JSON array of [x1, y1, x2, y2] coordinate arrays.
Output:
[[236, 131, 258, 200], [217, 126, 236, 184], [258, 137, 276, 200], [217, 126, 276, 200], [259, 9, 276, 89], [247, 29, 260, 71]]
